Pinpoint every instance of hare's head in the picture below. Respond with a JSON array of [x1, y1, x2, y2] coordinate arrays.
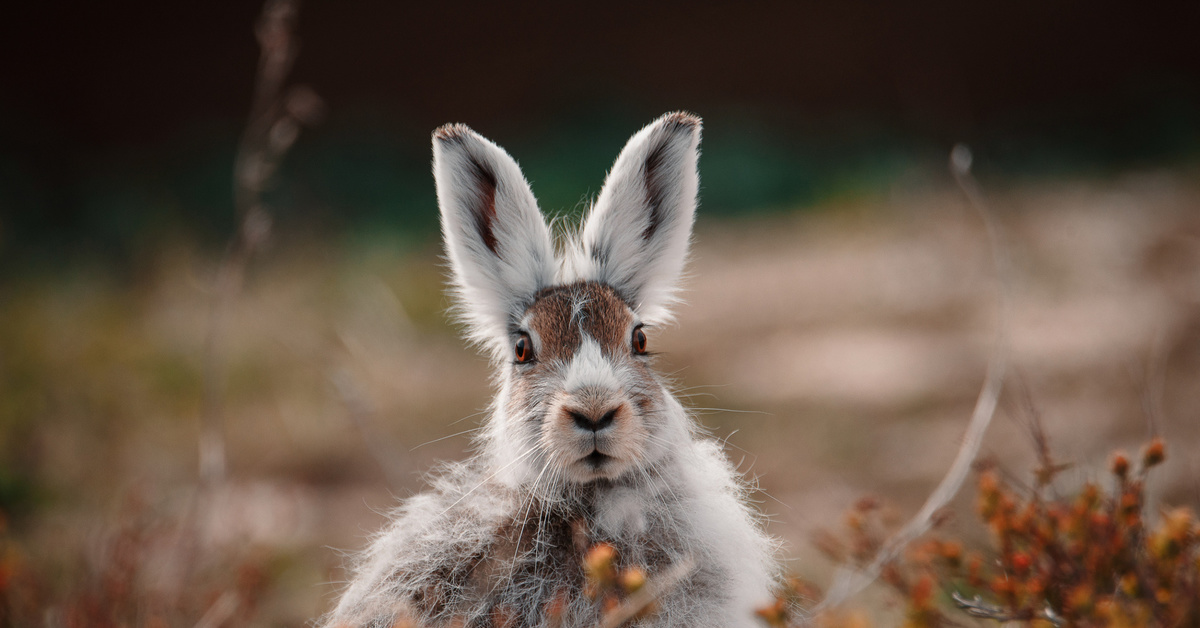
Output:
[[434, 113, 700, 487]]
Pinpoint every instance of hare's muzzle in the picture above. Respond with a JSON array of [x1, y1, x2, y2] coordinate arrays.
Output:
[[568, 408, 616, 432], [559, 385, 632, 434], [544, 387, 642, 481], [565, 399, 630, 433]]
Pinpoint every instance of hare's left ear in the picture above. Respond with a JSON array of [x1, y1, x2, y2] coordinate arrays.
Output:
[[434, 124, 556, 358], [573, 112, 700, 324]]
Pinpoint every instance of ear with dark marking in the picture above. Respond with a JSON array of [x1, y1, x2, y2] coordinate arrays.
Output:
[[433, 123, 556, 359], [571, 112, 701, 323]]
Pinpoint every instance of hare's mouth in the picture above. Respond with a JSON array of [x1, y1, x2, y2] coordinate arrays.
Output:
[[583, 450, 612, 468]]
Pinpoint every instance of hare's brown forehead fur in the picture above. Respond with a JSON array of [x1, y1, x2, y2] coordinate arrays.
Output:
[[524, 281, 634, 361]]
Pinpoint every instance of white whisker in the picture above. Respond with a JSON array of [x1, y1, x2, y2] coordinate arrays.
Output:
[[436, 446, 537, 519], [512, 456, 554, 569], [409, 426, 481, 451]]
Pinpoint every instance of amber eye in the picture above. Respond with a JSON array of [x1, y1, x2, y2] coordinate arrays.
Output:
[[514, 333, 535, 363], [632, 326, 648, 355]]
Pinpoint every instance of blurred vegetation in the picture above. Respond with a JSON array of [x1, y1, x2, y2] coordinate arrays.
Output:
[[1, 165, 1198, 624], [3, 95, 1199, 274], [763, 438, 1200, 628]]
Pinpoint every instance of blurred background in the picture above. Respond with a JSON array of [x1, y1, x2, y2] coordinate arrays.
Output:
[[2, 1, 1199, 625]]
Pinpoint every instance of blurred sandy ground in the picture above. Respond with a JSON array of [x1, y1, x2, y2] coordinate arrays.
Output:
[[3, 172, 1199, 624]]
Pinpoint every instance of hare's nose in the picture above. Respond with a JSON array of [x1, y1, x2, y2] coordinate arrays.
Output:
[[568, 407, 618, 433]]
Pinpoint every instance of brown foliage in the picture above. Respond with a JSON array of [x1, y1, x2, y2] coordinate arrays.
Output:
[[762, 437, 1199, 627]]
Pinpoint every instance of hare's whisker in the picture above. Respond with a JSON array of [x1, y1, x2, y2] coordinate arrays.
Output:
[[436, 446, 537, 519], [409, 426, 481, 451], [512, 456, 554, 568]]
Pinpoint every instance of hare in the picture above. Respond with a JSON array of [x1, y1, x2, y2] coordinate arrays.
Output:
[[324, 113, 778, 628]]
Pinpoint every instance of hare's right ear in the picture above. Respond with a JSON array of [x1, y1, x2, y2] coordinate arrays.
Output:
[[433, 124, 556, 359], [571, 112, 701, 324]]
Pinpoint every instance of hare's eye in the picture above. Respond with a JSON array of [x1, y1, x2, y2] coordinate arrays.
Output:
[[514, 333, 535, 363], [632, 326, 648, 355]]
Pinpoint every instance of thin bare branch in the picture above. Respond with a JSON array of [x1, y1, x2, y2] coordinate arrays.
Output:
[[597, 558, 696, 628], [814, 144, 1012, 613], [194, 590, 241, 628], [1007, 373, 1072, 492], [200, 0, 322, 484], [950, 592, 1064, 627]]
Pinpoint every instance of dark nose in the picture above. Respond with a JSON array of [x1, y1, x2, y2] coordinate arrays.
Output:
[[569, 407, 618, 433]]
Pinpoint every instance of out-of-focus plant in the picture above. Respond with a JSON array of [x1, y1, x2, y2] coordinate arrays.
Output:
[[945, 437, 1197, 627], [201, 0, 323, 484], [0, 491, 277, 628], [758, 436, 1199, 627]]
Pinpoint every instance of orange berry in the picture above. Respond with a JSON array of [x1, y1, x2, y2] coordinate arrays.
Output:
[[1110, 451, 1130, 479], [584, 543, 618, 587], [619, 567, 646, 594], [1120, 573, 1139, 596], [1080, 483, 1100, 510], [786, 576, 822, 603], [1142, 438, 1166, 469], [940, 540, 963, 567], [1119, 491, 1142, 526], [979, 469, 1000, 494], [1010, 551, 1032, 574], [754, 598, 788, 627], [967, 553, 985, 587], [910, 573, 935, 609], [1149, 530, 1178, 560], [1162, 507, 1194, 540], [1066, 584, 1093, 614]]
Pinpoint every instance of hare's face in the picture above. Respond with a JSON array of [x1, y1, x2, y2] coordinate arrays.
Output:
[[506, 282, 666, 483], [433, 113, 700, 487]]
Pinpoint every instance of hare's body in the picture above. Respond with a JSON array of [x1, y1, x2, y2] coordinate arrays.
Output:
[[325, 114, 778, 628], [330, 435, 771, 627]]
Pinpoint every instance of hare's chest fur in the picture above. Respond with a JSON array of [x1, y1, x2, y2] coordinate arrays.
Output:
[[332, 447, 771, 628]]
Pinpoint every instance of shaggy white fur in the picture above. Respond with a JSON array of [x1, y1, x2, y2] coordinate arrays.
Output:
[[324, 113, 779, 628]]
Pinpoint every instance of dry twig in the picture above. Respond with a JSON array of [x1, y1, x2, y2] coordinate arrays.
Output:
[[813, 145, 1012, 615], [597, 558, 697, 628], [950, 592, 1064, 627], [199, 0, 323, 483]]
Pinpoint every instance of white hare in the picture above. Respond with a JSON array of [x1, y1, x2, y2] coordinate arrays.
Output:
[[325, 112, 778, 628]]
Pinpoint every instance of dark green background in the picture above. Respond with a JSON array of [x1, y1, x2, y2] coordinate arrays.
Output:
[[3, 1, 1198, 268]]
